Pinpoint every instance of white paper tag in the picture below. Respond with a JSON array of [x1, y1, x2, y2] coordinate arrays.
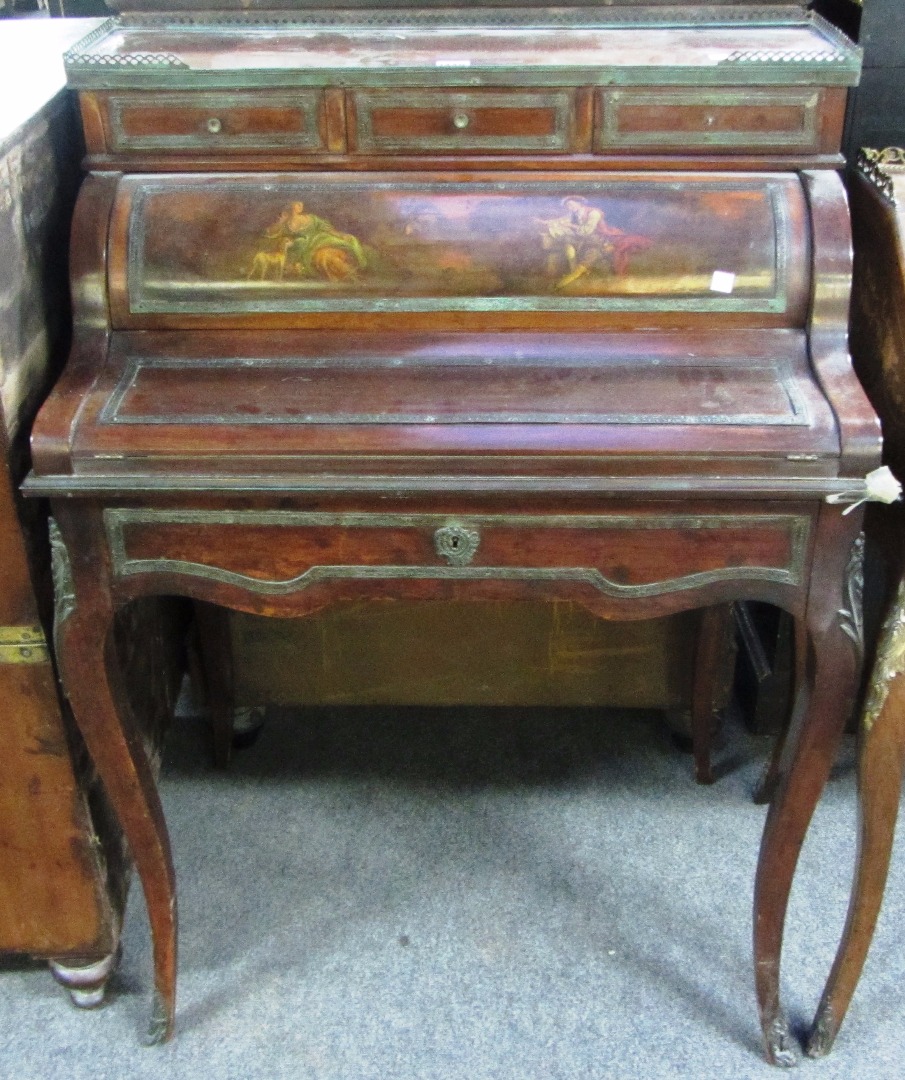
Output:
[[710, 271, 736, 295], [826, 466, 903, 514]]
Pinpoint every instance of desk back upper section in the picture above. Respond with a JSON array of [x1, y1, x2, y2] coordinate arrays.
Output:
[[65, 5, 859, 171]]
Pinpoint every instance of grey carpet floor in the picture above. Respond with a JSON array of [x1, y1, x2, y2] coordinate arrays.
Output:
[[1, 704, 903, 1080]]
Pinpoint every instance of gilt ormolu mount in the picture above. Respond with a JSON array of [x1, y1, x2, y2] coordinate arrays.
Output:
[[22, 0, 885, 1065]]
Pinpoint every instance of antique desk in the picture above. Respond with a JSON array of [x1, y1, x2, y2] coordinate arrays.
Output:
[[23, 0, 884, 1064]]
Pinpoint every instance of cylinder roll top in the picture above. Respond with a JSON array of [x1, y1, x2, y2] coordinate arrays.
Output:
[[108, 171, 812, 332]]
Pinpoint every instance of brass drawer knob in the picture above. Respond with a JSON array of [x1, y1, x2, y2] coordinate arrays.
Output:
[[434, 524, 480, 566], [206, 117, 223, 134], [452, 112, 471, 130]]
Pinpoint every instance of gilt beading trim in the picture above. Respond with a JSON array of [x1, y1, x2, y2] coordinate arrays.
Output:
[[838, 533, 865, 664], [857, 148, 905, 207], [862, 577, 905, 734], [49, 517, 75, 660]]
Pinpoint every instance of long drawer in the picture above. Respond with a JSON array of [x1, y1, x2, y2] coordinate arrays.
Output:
[[104, 506, 813, 602]]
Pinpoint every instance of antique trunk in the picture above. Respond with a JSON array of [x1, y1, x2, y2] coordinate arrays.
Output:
[[22, 0, 885, 1063], [0, 82, 119, 968]]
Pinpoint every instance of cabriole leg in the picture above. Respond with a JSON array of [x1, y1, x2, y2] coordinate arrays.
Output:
[[753, 516, 864, 1067], [51, 511, 177, 1044], [807, 577, 905, 1057]]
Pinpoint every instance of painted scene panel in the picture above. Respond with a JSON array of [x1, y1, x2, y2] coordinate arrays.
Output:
[[128, 178, 790, 314]]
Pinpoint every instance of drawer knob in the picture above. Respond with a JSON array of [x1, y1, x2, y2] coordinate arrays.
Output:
[[434, 524, 480, 566], [452, 112, 471, 130], [206, 117, 223, 134]]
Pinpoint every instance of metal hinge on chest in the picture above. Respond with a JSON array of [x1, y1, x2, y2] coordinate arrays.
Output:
[[0, 625, 51, 664]]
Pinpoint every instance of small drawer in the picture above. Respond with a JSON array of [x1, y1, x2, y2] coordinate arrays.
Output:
[[349, 88, 578, 154], [104, 91, 333, 154], [597, 88, 822, 153]]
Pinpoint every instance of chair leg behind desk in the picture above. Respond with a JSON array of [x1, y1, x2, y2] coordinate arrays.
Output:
[[690, 604, 734, 785], [752, 616, 808, 806], [192, 601, 237, 769]]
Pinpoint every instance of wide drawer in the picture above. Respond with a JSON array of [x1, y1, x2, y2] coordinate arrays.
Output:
[[597, 88, 829, 154], [104, 507, 813, 601], [348, 88, 584, 154], [98, 91, 335, 154]]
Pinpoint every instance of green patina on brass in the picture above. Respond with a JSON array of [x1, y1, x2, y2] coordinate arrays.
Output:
[[62, 10, 861, 91]]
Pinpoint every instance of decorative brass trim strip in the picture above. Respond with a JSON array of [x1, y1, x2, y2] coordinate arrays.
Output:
[[25, 473, 849, 499], [68, 65, 861, 92], [104, 508, 810, 597], [0, 625, 50, 665], [353, 89, 573, 154], [118, 9, 804, 32], [107, 91, 324, 153], [720, 49, 847, 65], [62, 17, 118, 64], [70, 52, 188, 70]]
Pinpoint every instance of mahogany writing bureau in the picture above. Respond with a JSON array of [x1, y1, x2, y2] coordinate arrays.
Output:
[[23, 0, 884, 1063]]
